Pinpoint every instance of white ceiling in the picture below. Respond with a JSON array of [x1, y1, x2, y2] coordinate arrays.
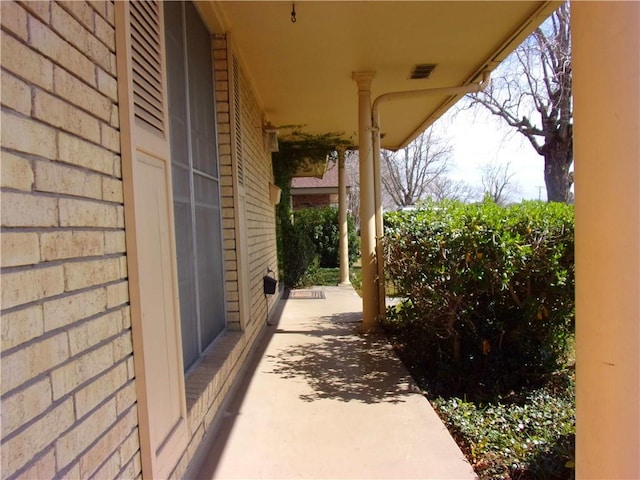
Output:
[[200, 1, 559, 150]]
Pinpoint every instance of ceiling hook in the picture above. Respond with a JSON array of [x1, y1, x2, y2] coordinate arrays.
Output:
[[291, 3, 297, 23]]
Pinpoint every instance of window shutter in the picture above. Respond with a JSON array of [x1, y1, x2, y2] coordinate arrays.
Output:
[[115, 2, 188, 478], [232, 54, 244, 186], [130, 1, 165, 134], [230, 51, 251, 326]]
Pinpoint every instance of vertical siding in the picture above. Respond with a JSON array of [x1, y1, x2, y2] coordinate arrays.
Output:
[[0, 1, 141, 479]]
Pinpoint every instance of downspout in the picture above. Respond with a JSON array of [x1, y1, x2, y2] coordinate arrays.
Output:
[[370, 71, 491, 320]]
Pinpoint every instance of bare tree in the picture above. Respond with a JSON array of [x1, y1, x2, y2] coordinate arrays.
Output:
[[469, 3, 572, 203], [480, 160, 519, 205], [428, 176, 479, 203], [381, 128, 451, 208]]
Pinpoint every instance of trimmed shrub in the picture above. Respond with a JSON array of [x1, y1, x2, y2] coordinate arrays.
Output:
[[383, 199, 574, 394], [280, 218, 318, 287], [294, 207, 360, 268], [279, 207, 359, 287]]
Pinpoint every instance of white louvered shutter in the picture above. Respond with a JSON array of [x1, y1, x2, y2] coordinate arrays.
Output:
[[115, 2, 188, 478]]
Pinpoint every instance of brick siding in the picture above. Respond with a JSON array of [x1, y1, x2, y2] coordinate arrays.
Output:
[[0, 2, 140, 478], [2, 4, 280, 479]]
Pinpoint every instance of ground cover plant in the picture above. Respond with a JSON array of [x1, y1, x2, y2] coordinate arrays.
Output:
[[295, 265, 362, 291], [431, 370, 575, 479], [382, 199, 575, 479]]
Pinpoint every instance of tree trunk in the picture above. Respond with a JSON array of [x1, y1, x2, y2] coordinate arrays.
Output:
[[453, 333, 461, 363], [543, 136, 573, 203]]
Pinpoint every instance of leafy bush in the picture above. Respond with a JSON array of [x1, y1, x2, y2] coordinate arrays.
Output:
[[294, 207, 360, 268], [280, 219, 318, 287], [279, 207, 359, 287], [298, 265, 363, 290], [383, 199, 574, 395]]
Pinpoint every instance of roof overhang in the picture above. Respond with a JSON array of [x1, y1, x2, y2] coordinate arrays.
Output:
[[198, 1, 560, 150]]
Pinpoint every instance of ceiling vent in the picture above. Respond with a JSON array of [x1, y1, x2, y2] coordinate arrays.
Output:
[[409, 64, 437, 80]]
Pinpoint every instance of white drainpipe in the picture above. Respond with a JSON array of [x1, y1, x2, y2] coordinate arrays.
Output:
[[370, 72, 491, 320]]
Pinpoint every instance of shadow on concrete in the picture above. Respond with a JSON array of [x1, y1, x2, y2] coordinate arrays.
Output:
[[191, 294, 423, 479], [264, 311, 418, 404], [187, 297, 286, 479]]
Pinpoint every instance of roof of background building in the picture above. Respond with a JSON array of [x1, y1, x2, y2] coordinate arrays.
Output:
[[291, 160, 347, 189]]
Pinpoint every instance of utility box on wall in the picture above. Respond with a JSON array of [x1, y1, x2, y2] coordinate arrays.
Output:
[[263, 274, 277, 295]]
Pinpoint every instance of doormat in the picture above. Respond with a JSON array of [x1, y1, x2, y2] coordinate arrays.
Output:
[[285, 289, 326, 299]]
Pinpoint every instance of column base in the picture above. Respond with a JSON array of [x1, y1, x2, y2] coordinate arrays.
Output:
[[358, 323, 381, 334]]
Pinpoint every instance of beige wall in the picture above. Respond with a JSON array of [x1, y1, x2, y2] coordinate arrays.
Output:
[[1, 2, 279, 479], [573, 2, 640, 478], [0, 1, 140, 478]]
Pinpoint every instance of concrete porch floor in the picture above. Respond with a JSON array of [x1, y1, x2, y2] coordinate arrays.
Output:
[[193, 286, 476, 479]]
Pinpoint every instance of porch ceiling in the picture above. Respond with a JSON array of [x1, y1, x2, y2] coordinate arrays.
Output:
[[200, 1, 559, 150]]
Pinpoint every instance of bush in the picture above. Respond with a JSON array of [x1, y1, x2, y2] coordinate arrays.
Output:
[[279, 207, 359, 287], [280, 219, 318, 287], [271, 130, 356, 287], [294, 207, 360, 268], [383, 199, 574, 395]]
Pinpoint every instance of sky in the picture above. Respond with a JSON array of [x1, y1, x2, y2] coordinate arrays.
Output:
[[435, 101, 547, 202]]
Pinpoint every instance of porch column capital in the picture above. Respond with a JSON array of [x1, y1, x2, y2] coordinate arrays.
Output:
[[352, 71, 376, 91]]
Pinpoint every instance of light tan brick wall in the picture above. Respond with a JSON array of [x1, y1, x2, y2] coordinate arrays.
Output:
[[0, 2, 140, 479], [237, 63, 279, 323], [213, 36, 278, 333], [3, 5, 280, 479], [212, 35, 238, 328]]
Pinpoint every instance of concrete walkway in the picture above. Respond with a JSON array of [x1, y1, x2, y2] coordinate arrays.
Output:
[[194, 286, 476, 479]]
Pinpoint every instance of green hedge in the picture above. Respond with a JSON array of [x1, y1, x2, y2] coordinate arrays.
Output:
[[294, 207, 360, 268], [280, 218, 318, 288], [281, 207, 360, 287], [383, 199, 574, 394]]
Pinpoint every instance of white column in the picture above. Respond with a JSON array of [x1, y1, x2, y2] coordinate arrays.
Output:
[[573, 2, 640, 478], [338, 149, 351, 286], [353, 71, 378, 331]]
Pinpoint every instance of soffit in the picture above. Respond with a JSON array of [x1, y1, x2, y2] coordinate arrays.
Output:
[[201, 1, 559, 150]]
